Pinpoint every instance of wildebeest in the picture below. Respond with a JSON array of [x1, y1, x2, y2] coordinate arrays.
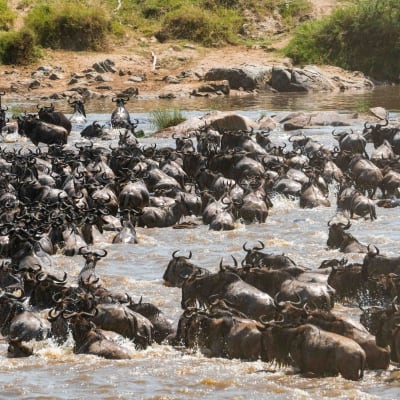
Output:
[[68, 99, 87, 125], [80, 121, 108, 139], [63, 311, 133, 359], [176, 309, 263, 360], [163, 250, 210, 287], [17, 116, 68, 146], [111, 96, 132, 129], [127, 297, 174, 344], [181, 263, 276, 320], [362, 245, 400, 277], [242, 241, 297, 270], [37, 103, 72, 133], [275, 299, 390, 369], [259, 321, 366, 380], [326, 219, 368, 253]]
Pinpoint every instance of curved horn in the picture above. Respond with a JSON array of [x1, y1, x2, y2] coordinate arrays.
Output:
[[254, 240, 265, 251], [367, 244, 379, 256], [93, 249, 107, 258]]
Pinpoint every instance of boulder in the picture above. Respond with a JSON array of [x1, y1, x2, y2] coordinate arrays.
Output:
[[270, 66, 335, 92], [191, 80, 230, 96], [369, 107, 388, 120], [153, 111, 259, 137], [269, 65, 374, 92], [256, 115, 278, 131], [280, 111, 362, 130], [92, 59, 116, 74], [204, 66, 271, 90]]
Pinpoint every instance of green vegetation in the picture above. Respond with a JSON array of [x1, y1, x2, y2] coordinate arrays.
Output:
[[0, 30, 38, 64], [284, 0, 400, 82], [0, 0, 398, 83], [0, 0, 16, 31], [25, 1, 112, 51], [276, 0, 313, 23], [150, 108, 186, 130], [0, 0, 315, 58], [156, 5, 242, 46]]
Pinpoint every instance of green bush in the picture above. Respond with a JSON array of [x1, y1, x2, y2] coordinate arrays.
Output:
[[0, 30, 39, 65], [284, 0, 400, 82], [150, 108, 186, 130], [277, 0, 312, 21], [0, 0, 16, 31], [25, 2, 112, 51], [157, 5, 242, 46]]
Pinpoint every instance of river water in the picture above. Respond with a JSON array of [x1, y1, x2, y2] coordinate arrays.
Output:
[[1, 86, 400, 399]]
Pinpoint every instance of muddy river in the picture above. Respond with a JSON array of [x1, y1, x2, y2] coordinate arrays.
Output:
[[1, 86, 400, 399]]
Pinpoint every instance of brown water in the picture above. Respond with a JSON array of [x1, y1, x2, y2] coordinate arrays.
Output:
[[2, 87, 400, 399]]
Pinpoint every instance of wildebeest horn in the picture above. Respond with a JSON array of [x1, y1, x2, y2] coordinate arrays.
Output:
[[367, 244, 379, 256], [78, 246, 91, 256], [242, 242, 251, 252], [172, 250, 192, 259], [254, 240, 265, 251], [377, 119, 389, 128], [259, 314, 284, 326], [48, 308, 63, 322], [231, 255, 238, 267], [93, 249, 107, 258], [392, 296, 399, 310]]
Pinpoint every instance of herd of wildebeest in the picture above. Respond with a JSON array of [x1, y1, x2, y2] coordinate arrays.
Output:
[[1, 90, 400, 382]]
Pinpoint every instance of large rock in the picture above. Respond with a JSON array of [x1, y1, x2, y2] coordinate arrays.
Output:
[[280, 111, 363, 130], [92, 59, 116, 74], [153, 111, 259, 137], [270, 66, 336, 92], [269, 65, 374, 92], [204, 66, 272, 90]]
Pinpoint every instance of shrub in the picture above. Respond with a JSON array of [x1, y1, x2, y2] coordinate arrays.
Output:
[[150, 108, 186, 131], [0, 30, 39, 65], [277, 0, 313, 22], [157, 5, 242, 46], [284, 0, 400, 82], [25, 2, 112, 51], [0, 0, 16, 31]]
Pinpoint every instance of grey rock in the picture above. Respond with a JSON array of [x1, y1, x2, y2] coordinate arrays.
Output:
[[281, 111, 361, 130], [37, 66, 53, 74], [49, 72, 64, 80], [159, 93, 176, 99], [28, 79, 41, 90], [191, 80, 230, 96], [71, 72, 86, 79], [270, 65, 374, 92], [127, 76, 144, 83], [204, 66, 272, 90], [163, 75, 182, 84], [256, 115, 278, 131], [369, 107, 388, 120], [120, 87, 139, 97], [85, 72, 98, 80], [95, 74, 113, 82], [96, 85, 113, 90], [67, 87, 101, 99], [92, 59, 116, 74], [154, 111, 259, 137], [31, 71, 46, 79], [68, 77, 79, 85]]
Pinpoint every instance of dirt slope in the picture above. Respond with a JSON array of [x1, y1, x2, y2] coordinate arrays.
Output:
[[0, 1, 341, 100]]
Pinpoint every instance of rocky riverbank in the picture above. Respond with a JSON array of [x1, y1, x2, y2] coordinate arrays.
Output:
[[0, 41, 377, 104]]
